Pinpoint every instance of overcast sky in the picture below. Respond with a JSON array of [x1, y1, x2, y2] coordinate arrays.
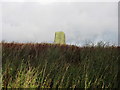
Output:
[[1, 1, 118, 45]]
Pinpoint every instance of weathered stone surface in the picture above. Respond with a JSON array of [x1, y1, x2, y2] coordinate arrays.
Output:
[[54, 31, 66, 44]]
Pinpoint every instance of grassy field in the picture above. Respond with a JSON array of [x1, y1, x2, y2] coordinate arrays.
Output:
[[1, 42, 119, 88]]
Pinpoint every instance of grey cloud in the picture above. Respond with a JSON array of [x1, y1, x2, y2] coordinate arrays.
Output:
[[2, 2, 118, 45], [0, 3, 2, 41]]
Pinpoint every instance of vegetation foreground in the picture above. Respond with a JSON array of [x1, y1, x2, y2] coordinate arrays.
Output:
[[1, 42, 119, 88]]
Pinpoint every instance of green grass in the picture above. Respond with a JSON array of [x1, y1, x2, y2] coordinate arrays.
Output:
[[1, 42, 119, 88]]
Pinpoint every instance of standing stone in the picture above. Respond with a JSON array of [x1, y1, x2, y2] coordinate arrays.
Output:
[[54, 31, 66, 44]]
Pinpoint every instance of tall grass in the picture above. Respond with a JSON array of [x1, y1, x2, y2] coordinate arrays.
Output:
[[0, 43, 2, 89], [2, 42, 119, 88]]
